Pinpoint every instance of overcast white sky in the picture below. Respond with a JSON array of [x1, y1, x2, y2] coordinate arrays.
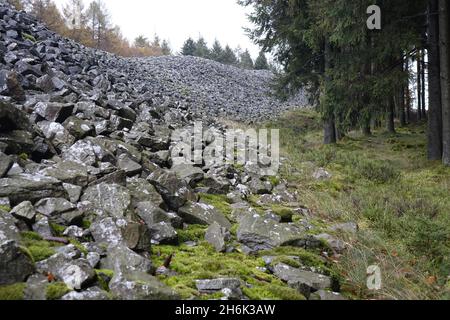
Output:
[[55, 0, 261, 59]]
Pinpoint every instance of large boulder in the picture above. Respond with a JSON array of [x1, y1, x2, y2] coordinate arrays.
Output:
[[0, 152, 13, 177], [34, 101, 74, 123], [170, 164, 204, 187], [272, 263, 333, 297], [205, 222, 231, 252], [237, 214, 308, 252], [109, 270, 179, 300], [81, 183, 131, 218], [39, 161, 89, 186], [135, 201, 182, 229], [36, 253, 95, 290], [178, 202, 231, 229], [147, 169, 196, 210], [126, 177, 165, 208], [0, 240, 35, 285], [10, 201, 36, 224], [0, 174, 67, 206], [0, 70, 25, 101]]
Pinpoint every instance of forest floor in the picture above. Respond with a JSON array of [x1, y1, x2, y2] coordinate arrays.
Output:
[[261, 109, 450, 300]]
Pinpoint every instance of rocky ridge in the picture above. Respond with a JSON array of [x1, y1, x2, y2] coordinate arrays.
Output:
[[0, 1, 350, 300]]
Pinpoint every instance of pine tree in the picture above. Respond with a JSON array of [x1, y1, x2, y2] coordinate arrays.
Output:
[[194, 36, 210, 58], [440, 0, 450, 165], [221, 45, 238, 65], [161, 40, 172, 55], [134, 35, 149, 48], [181, 38, 196, 56], [239, 50, 254, 69], [254, 50, 269, 70], [210, 39, 224, 62]]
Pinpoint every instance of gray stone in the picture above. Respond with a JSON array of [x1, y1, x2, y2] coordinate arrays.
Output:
[[40, 161, 89, 186], [329, 222, 359, 234], [109, 270, 179, 300], [0, 240, 35, 285], [148, 222, 178, 244], [34, 198, 76, 216], [63, 225, 84, 238], [61, 287, 110, 300], [310, 290, 347, 301], [117, 153, 142, 176], [90, 217, 125, 247], [0, 152, 13, 177], [126, 177, 165, 208], [122, 221, 152, 251], [178, 201, 231, 229], [171, 164, 204, 187], [237, 213, 307, 252], [62, 183, 82, 203], [103, 244, 153, 274], [34, 101, 74, 123], [147, 169, 196, 210], [314, 233, 347, 253], [135, 201, 182, 229], [273, 263, 332, 296], [205, 222, 230, 252], [62, 140, 97, 166], [0, 213, 20, 243], [81, 183, 131, 218], [36, 121, 75, 151], [196, 278, 241, 293], [10, 201, 36, 223], [63, 116, 95, 139], [36, 254, 95, 290]]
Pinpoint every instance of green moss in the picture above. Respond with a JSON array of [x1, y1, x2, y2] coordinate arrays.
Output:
[[199, 194, 232, 218], [69, 239, 88, 256], [49, 223, 66, 237], [0, 205, 11, 212], [20, 233, 59, 262], [0, 283, 26, 300], [270, 205, 294, 222], [82, 219, 92, 229], [20, 231, 43, 241], [265, 176, 281, 187], [151, 242, 306, 300], [18, 153, 29, 161], [21, 32, 36, 43], [243, 284, 306, 300], [177, 225, 207, 243], [95, 269, 114, 291], [46, 282, 71, 300]]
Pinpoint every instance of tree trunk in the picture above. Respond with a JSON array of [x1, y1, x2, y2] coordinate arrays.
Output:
[[405, 58, 412, 124], [362, 118, 372, 136], [417, 51, 422, 121], [421, 54, 427, 119], [440, 0, 450, 165], [323, 39, 336, 144], [387, 96, 396, 134], [428, 0, 443, 160], [399, 58, 407, 126]]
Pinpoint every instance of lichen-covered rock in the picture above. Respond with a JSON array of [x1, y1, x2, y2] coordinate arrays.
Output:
[[171, 164, 204, 187], [0, 151, 13, 177], [10, 201, 36, 224], [40, 161, 89, 186], [205, 222, 230, 252], [61, 287, 110, 300], [148, 222, 178, 245], [90, 217, 126, 247], [0, 240, 35, 285], [273, 263, 332, 297], [178, 201, 231, 229], [126, 177, 165, 208], [237, 214, 308, 252], [81, 183, 131, 218], [147, 169, 196, 210]]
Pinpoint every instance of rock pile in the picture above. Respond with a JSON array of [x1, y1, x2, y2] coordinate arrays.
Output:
[[0, 1, 349, 300]]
